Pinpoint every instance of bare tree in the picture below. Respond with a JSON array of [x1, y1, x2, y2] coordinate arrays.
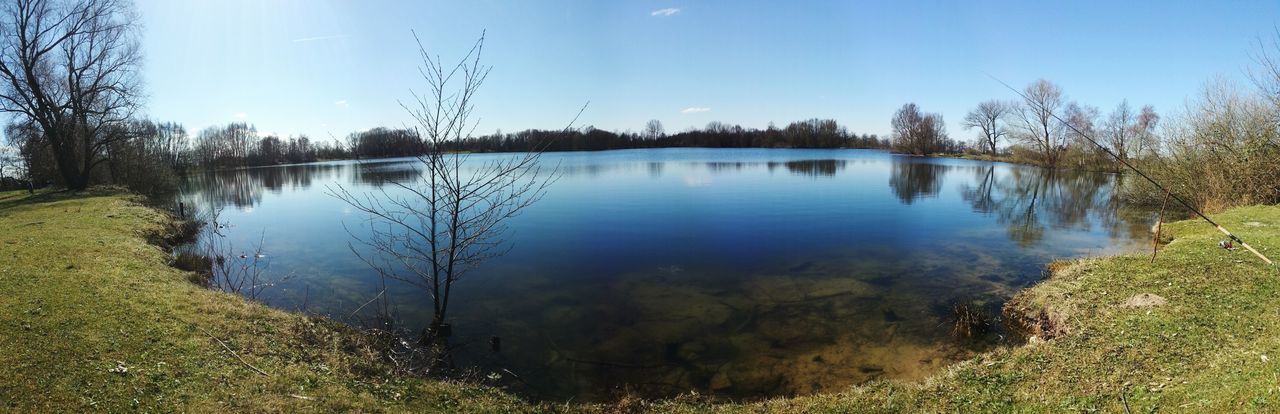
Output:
[[3, 120, 38, 191], [1063, 102, 1100, 142], [153, 121, 189, 168], [891, 102, 950, 155], [330, 32, 561, 345], [0, 143, 17, 184], [643, 119, 664, 140], [963, 100, 1011, 154], [1133, 78, 1278, 209], [1103, 100, 1137, 160], [0, 124, 20, 183], [1011, 79, 1067, 166], [1249, 27, 1280, 108], [1133, 105, 1159, 159], [891, 103, 926, 155], [0, 0, 143, 190], [192, 123, 257, 167], [1062, 101, 1103, 167]]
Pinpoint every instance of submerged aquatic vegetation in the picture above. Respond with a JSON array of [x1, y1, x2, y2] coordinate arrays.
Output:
[[951, 302, 992, 338]]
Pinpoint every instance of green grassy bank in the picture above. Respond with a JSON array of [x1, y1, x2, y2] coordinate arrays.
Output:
[[2, 190, 1278, 412]]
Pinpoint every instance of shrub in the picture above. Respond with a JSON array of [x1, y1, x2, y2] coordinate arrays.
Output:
[[1121, 80, 1280, 211]]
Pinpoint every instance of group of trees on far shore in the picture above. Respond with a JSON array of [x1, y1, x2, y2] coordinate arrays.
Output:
[[192, 123, 347, 168], [959, 79, 1160, 169], [2, 110, 888, 193], [454, 118, 886, 153], [889, 103, 958, 155], [886, 60, 1280, 211], [890, 80, 1159, 171], [186, 118, 889, 164]]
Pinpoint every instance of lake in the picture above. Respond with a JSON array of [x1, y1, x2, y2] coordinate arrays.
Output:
[[178, 148, 1153, 401]]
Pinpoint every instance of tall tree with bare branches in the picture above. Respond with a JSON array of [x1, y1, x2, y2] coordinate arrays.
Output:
[[643, 119, 664, 140], [1133, 104, 1159, 159], [963, 100, 1011, 154], [0, 141, 19, 185], [891, 103, 950, 155], [1103, 100, 1137, 161], [330, 32, 562, 345], [1250, 27, 1280, 108], [1012, 79, 1067, 166], [0, 0, 143, 190]]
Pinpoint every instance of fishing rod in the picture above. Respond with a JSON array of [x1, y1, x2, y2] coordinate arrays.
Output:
[[986, 74, 1274, 266]]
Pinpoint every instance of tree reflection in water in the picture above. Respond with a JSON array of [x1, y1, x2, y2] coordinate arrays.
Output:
[[783, 159, 846, 177], [181, 159, 425, 209], [181, 162, 344, 209], [888, 157, 950, 204], [959, 164, 1148, 247]]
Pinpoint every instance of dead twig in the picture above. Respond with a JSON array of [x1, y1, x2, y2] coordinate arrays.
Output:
[[199, 326, 269, 376], [1152, 190, 1171, 263], [348, 289, 386, 318], [1120, 385, 1132, 414]]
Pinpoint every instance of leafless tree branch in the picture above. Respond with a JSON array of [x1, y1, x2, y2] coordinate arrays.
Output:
[[328, 31, 567, 348]]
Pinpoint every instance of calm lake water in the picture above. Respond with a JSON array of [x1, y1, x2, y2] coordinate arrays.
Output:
[[179, 148, 1153, 401]]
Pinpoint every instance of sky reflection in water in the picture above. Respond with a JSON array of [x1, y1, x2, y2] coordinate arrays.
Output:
[[179, 148, 1153, 401]]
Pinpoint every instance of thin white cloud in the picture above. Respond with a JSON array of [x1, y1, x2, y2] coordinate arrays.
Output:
[[681, 107, 711, 114], [334, 100, 348, 108], [651, 8, 680, 17], [233, 112, 248, 119], [292, 34, 348, 43]]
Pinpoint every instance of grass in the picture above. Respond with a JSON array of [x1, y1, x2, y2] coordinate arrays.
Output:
[[3, 189, 1280, 412]]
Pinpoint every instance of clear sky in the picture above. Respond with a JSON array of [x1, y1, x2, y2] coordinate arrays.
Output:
[[135, 0, 1280, 143]]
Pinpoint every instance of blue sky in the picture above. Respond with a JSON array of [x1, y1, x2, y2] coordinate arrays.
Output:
[[136, 0, 1280, 143]]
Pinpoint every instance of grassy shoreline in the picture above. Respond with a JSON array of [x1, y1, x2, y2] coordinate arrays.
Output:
[[3, 189, 1277, 412]]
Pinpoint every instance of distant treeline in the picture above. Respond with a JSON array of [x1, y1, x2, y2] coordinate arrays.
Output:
[[1, 118, 887, 192], [450, 119, 887, 154], [190, 123, 347, 168], [176, 118, 888, 166]]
